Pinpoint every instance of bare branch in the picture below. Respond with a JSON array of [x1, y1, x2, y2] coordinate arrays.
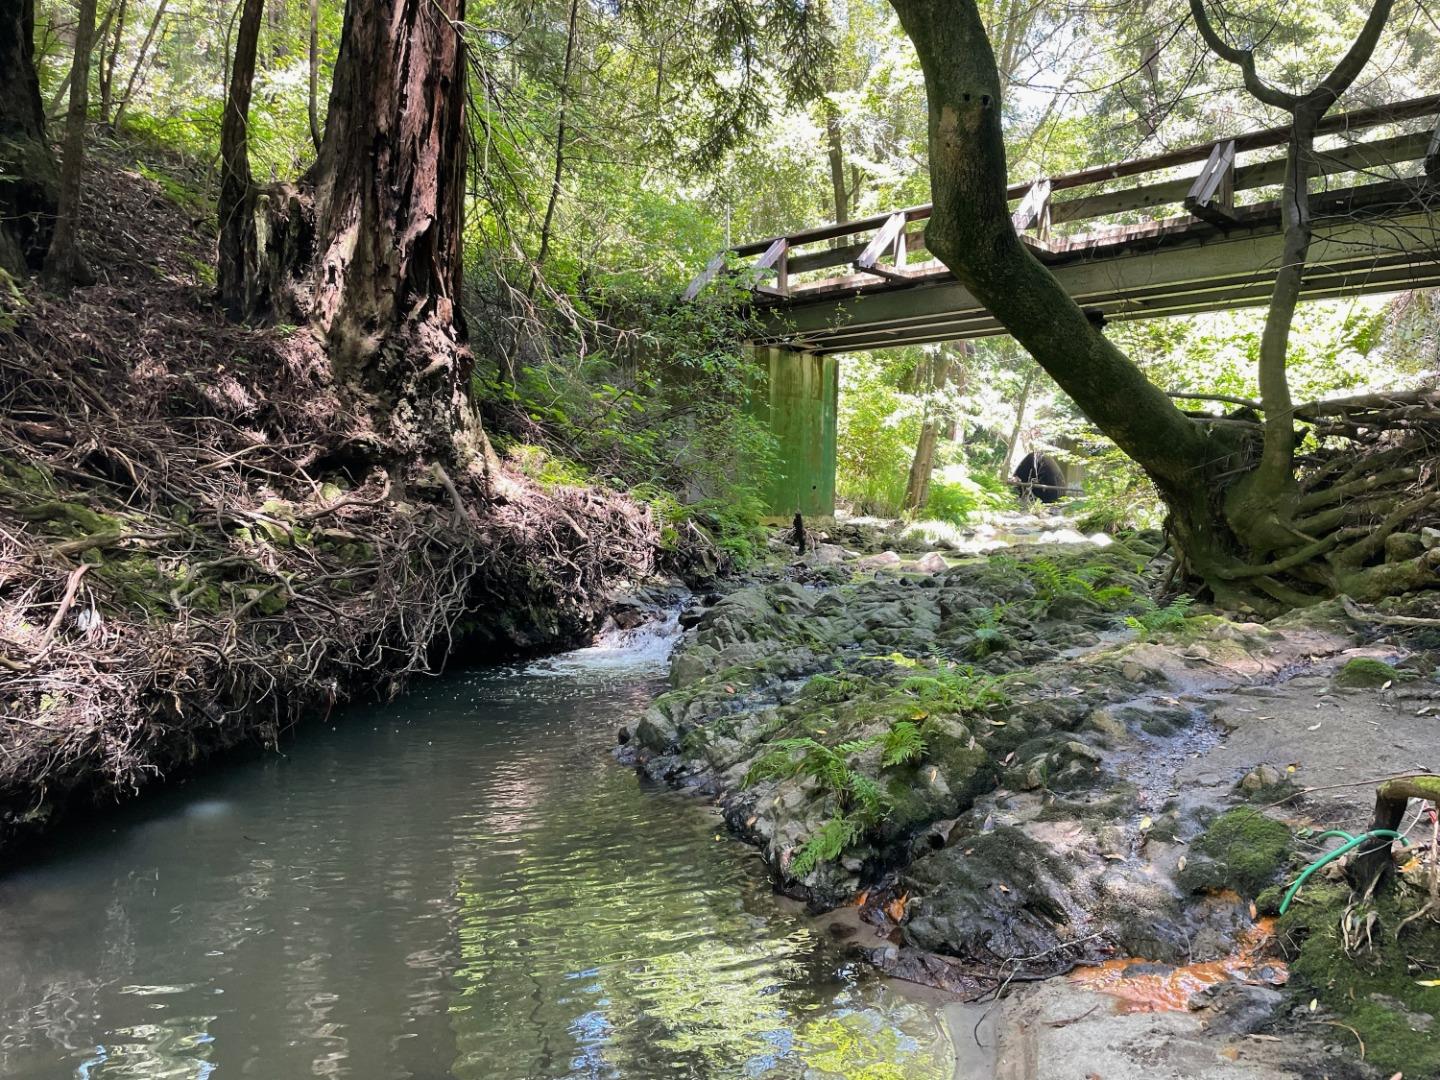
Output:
[[1310, 0, 1396, 112], [1187, 0, 1298, 112]]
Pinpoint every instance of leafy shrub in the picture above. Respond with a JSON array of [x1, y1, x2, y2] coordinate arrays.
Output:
[[922, 467, 1016, 524]]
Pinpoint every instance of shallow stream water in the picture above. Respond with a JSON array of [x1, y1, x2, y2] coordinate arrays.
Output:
[[0, 623, 956, 1079]]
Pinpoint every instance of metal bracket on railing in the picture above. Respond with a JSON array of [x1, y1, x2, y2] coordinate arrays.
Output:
[[1011, 178, 1052, 238], [752, 236, 790, 297], [683, 252, 728, 301], [854, 212, 911, 280], [1185, 140, 1237, 227]]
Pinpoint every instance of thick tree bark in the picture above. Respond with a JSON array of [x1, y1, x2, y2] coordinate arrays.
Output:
[[0, 0, 59, 274], [218, 0, 264, 320], [43, 0, 99, 287], [244, 0, 475, 459]]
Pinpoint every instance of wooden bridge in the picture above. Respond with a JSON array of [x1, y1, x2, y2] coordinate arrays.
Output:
[[686, 96, 1440, 520], [688, 96, 1440, 355]]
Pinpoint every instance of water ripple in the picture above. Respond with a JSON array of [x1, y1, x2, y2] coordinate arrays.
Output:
[[0, 630, 953, 1079]]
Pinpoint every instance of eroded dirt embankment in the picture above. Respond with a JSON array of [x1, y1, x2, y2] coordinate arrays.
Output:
[[0, 155, 670, 854], [625, 528, 1440, 1078]]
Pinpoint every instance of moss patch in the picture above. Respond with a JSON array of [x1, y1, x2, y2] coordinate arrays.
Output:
[[1278, 883, 1440, 1077], [1333, 657, 1404, 688], [1177, 808, 1291, 896]]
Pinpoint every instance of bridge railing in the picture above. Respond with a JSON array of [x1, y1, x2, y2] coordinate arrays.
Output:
[[685, 95, 1440, 303]]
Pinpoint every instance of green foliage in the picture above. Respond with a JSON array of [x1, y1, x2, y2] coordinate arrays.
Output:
[[744, 711, 949, 875], [922, 469, 1015, 524], [898, 665, 1009, 712], [1014, 557, 1134, 615], [803, 672, 861, 704], [791, 815, 866, 876], [878, 720, 927, 767], [1123, 594, 1196, 635], [963, 603, 1012, 659], [1277, 884, 1440, 1078]]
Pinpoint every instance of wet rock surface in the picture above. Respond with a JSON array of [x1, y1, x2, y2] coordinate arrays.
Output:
[[622, 517, 1440, 1075]]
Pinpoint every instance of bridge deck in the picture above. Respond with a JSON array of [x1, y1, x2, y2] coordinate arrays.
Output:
[[687, 96, 1440, 354]]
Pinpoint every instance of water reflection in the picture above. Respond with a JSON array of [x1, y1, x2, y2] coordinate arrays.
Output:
[[0, 634, 953, 1079]]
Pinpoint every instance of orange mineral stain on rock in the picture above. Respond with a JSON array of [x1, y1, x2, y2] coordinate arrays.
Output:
[[1071, 919, 1286, 1013]]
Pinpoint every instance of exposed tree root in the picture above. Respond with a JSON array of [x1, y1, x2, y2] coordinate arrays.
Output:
[[0, 152, 665, 853], [1176, 391, 1440, 611]]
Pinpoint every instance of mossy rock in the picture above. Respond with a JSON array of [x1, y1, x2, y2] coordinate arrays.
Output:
[[1278, 883, 1440, 1076], [1333, 657, 1403, 689], [1176, 808, 1291, 897]]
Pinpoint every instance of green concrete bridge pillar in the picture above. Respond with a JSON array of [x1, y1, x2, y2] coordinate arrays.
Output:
[[750, 344, 837, 521]]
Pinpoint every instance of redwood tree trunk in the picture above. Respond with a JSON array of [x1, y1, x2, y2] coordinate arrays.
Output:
[[43, 0, 99, 286], [244, 0, 474, 459], [0, 0, 58, 274]]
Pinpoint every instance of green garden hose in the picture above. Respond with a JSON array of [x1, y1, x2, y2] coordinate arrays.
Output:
[[1278, 828, 1410, 914]]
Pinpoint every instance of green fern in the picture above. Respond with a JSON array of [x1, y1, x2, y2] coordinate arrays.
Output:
[[803, 672, 857, 703], [879, 720, 928, 767], [791, 815, 865, 876], [1124, 594, 1195, 634], [899, 666, 1010, 713]]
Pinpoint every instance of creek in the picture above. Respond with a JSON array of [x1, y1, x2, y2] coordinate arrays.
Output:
[[0, 621, 957, 1079]]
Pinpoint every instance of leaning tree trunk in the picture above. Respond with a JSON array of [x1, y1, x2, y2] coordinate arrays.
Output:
[[42, 0, 99, 287], [903, 346, 955, 513], [236, 0, 475, 462], [888, 0, 1433, 610], [0, 0, 60, 275]]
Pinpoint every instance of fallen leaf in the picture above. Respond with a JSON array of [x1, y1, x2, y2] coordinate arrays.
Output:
[[1139, 816, 1153, 831], [998, 883, 1011, 894], [1417, 979, 1440, 987], [1306, 721, 1322, 731], [988, 718, 1007, 726], [724, 685, 735, 694], [1219, 1046, 1240, 1061], [1382, 679, 1393, 690], [1178, 855, 1187, 871], [1308, 998, 1318, 1012], [1249, 900, 1258, 920]]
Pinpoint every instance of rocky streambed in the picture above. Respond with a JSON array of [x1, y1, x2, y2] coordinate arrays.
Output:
[[621, 524, 1440, 1078]]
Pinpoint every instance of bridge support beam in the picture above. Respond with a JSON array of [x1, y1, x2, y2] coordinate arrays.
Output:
[[750, 344, 837, 521]]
